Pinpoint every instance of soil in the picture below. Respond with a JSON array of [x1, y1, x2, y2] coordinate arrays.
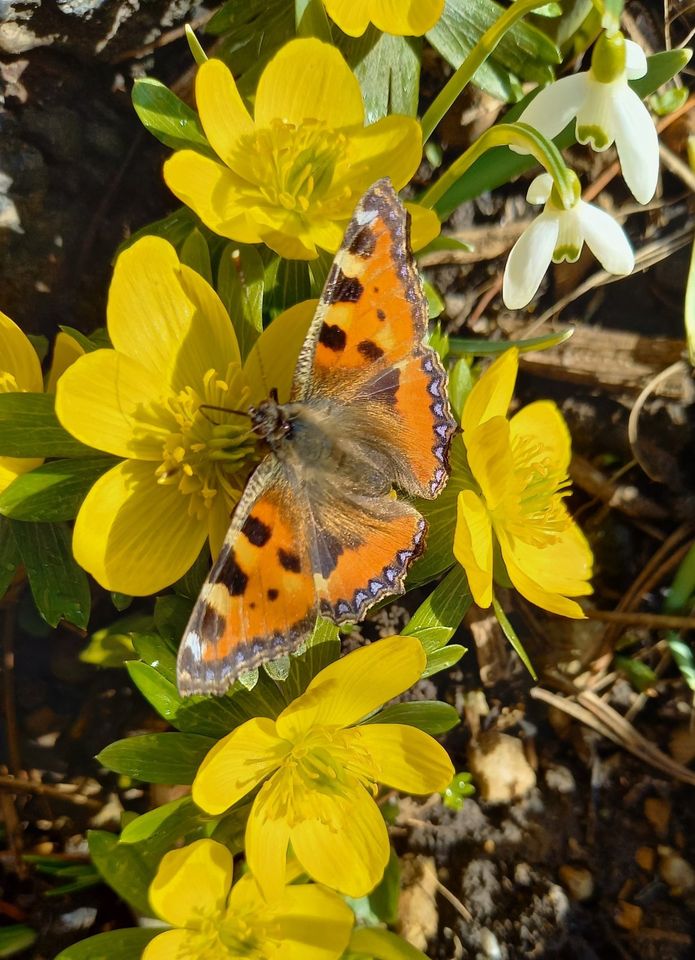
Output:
[[1, 3, 694, 959]]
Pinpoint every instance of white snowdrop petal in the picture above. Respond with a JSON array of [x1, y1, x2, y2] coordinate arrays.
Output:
[[612, 87, 659, 203], [502, 213, 560, 309], [512, 74, 589, 154], [526, 173, 553, 205], [553, 208, 584, 263], [578, 201, 634, 275], [575, 77, 620, 151], [625, 39, 648, 79]]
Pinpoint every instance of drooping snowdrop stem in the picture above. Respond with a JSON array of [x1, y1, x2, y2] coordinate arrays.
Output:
[[420, 0, 561, 143], [420, 121, 575, 211]]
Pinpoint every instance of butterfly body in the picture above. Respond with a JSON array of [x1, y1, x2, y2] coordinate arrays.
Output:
[[177, 179, 456, 697]]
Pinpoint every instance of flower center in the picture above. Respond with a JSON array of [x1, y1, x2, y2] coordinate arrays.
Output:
[[233, 119, 351, 216], [219, 914, 271, 959], [496, 432, 571, 547], [154, 363, 257, 520], [271, 727, 378, 826]]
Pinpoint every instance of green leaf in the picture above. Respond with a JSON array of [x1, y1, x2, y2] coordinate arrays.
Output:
[[443, 770, 475, 811], [212, 0, 295, 98], [368, 850, 401, 926], [339, 27, 420, 122], [614, 655, 658, 693], [180, 227, 212, 284], [55, 930, 159, 960], [87, 830, 154, 917], [80, 613, 151, 668], [492, 595, 537, 679], [422, 643, 467, 677], [11, 521, 90, 629], [117, 207, 202, 257], [0, 457, 116, 521], [649, 85, 689, 116], [132, 630, 178, 683], [119, 795, 206, 845], [408, 437, 471, 586], [448, 327, 574, 356], [668, 637, 695, 693], [97, 732, 215, 784], [267, 258, 312, 316], [154, 594, 194, 646], [59, 325, 111, 353], [126, 661, 182, 724], [131, 77, 214, 157], [405, 565, 472, 649], [630, 48, 692, 100], [349, 926, 429, 960], [0, 517, 19, 599], [0, 393, 95, 458], [427, 0, 559, 103], [424, 281, 445, 320], [185, 23, 208, 65], [217, 242, 265, 360], [448, 357, 473, 421], [366, 699, 460, 734], [295, 0, 332, 39], [0, 925, 37, 958]]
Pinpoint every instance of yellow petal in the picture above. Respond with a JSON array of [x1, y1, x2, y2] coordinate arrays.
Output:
[[276, 634, 425, 739], [72, 459, 207, 595], [269, 884, 354, 959], [0, 310, 42, 392], [406, 202, 441, 252], [255, 39, 364, 128], [461, 347, 518, 437], [243, 300, 317, 405], [149, 839, 232, 927], [498, 521, 593, 618], [108, 236, 240, 392], [510, 400, 571, 475], [465, 417, 514, 510], [55, 349, 170, 460], [290, 782, 389, 897], [142, 930, 200, 960], [193, 717, 290, 815], [45, 332, 85, 394], [454, 489, 493, 607], [0, 457, 43, 495], [164, 151, 265, 244], [325, 0, 444, 36], [245, 778, 292, 902], [195, 58, 254, 165], [341, 116, 422, 193], [355, 724, 454, 793]]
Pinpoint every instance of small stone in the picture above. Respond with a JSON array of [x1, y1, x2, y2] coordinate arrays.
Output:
[[467, 731, 536, 804], [644, 797, 671, 837], [544, 764, 576, 794], [669, 725, 695, 766], [659, 852, 695, 893], [635, 846, 655, 872], [614, 901, 643, 930], [397, 855, 439, 951], [559, 865, 594, 901]]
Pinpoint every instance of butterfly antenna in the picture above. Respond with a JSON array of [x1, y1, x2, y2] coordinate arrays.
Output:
[[198, 403, 253, 425]]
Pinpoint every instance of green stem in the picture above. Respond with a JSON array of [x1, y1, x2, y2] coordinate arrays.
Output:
[[420, 0, 556, 144], [419, 121, 574, 211]]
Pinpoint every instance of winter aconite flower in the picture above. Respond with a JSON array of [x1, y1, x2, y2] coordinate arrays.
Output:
[[454, 348, 593, 618], [322, 0, 444, 37], [0, 313, 83, 493], [517, 32, 658, 204], [55, 236, 315, 596], [502, 173, 634, 309], [193, 635, 453, 900], [143, 839, 353, 960], [164, 39, 422, 259]]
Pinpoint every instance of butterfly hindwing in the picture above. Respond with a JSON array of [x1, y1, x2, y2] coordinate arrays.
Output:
[[177, 459, 318, 696]]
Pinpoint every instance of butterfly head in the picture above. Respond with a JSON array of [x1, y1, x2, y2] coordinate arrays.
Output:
[[249, 393, 294, 450]]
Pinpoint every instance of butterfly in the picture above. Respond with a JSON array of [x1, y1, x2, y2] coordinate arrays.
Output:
[[177, 178, 456, 697]]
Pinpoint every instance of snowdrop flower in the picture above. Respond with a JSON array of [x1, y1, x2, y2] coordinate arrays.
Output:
[[517, 32, 659, 204], [503, 172, 634, 309]]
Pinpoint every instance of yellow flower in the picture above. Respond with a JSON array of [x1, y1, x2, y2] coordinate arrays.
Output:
[[144, 838, 353, 960], [55, 235, 314, 596], [0, 313, 83, 493], [323, 0, 444, 37], [453, 348, 593, 618], [193, 634, 453, 900], [163, 39, 423, 260]]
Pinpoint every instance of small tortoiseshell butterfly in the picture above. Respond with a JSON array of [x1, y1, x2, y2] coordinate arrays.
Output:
[[177, 179, 456, 696]]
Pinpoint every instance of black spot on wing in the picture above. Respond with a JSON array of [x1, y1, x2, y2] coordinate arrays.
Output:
[[325, 266, 363, 303], [319, 323, 347, 352], [242, 514, 271, 547], [314, 528, 345, 578], [267, 588, 279, 601], [348, 227, 376, 259], [217, 547, 248, 596], [357, 339, 384, 362], [359, 366, 400, 405], [278, 547, 301, 573], [376, 309, 386, 321], [200, 603, 226, 641]]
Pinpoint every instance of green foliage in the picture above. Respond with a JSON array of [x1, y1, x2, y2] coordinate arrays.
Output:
[[0, 393, 94, 458], [0, 925, 37, 958], [131, 77, 214, 157], [403, 565, 471, 677], [615, 655, 658, 693], [22, 854, 100, 896], [11, 520, 90, 629], [180, 227, 213, 284], [97, 732, 216, 784], [0, 516, 19, 599], [0, 457, 116, 522], [444, 770, 475, 811], [339, 28, 421, 122], [55, 929, 159, 960], [365, 700, 460, 734], [87, 830, 155, 916], [217, 242, 265, 359]]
